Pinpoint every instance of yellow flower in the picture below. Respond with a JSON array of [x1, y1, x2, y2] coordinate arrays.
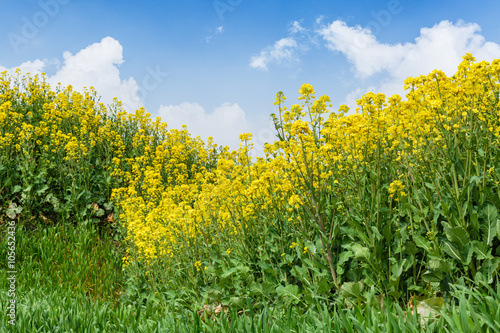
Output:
[[195, 261, 202, 271]]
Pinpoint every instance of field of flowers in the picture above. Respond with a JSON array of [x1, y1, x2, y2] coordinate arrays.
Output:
[[1, 54, 500, 331]]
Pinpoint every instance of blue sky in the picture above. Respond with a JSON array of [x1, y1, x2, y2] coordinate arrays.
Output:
[[2, 0, 500, 154]]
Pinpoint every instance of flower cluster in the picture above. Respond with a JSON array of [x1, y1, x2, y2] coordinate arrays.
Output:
[[2, 54, 499, 297]]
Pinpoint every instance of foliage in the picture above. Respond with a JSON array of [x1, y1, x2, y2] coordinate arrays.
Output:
[[1, 54, 500, 330], [113, 54, 500, 307], [2, 219, 499, 331], [0, 70, 220, 229]]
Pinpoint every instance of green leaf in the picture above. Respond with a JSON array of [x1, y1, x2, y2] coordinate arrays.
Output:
[[472, 241, 491, 260], [416, 297, 444, 320], [475, 258, 500, 284], [441, 240, 462, 262], [346, 218, 371, 245], [421, 270, 444, 283], [443, 223, 470, 248], [36, 185, 49, 195], [220, 267, 238, 279], [317, 277, 334, 294], [351, 243, 370, 261], [470, 209, 479, 234], [229, 296, 246, 309], [340, 282, 365, 300], [249, 281, 263, 296], [103, 202, 113, 211], [337, 251, 353, 266], [425, 183, 435, 190], [292, 265, 309, 281], [479, 202, 498, 245], [413, 235, 432, 253], [404, 241, 418, 255], [428, 259, 450, 273], [485, 187, 500, 212], [276, 284, 301, 305], [463, 243, 474, 265], [498, 217, 500, 239], [205, 289, 222, 303], [441, 200, 450, 218], [6, 203, 22, 219], [390, 258, 407, 279]]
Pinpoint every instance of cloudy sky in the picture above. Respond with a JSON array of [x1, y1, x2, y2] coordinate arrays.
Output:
[[1, 0, 500, 155]]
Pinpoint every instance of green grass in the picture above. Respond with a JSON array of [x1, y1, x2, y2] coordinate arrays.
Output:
[[1, 222, 499, 332], [0, 222, 123, 304]]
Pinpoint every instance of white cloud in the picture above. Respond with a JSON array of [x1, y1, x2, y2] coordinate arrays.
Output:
[[250, 37, 298, 71], [318, 20, 500, 99], [205, 26, 225, 43], [1, 37, 142, 110], [289, 20, 305, 34], [49, 37, 141, 110], [318, 20, 406, 78], [0, 59, 45, 74], [157, 102, 253, 151]]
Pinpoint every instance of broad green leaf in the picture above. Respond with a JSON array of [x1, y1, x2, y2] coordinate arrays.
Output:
[[317, 277, 334, 294], [36, 184, 50, 195], [498, 217, 500, 239], [236, 265, 250, 276], [229, 296, 246, 309], [422, 270, 444, 283], [441, 240, 462, 262], [470, 210, 479, 234], [276, 284, 301, 305], [337, 251, 353, 266], [340, 282, 365, 300], [371, 226, 383, 241], [475, 258, 500, 284], [469, 175, 482, 186], [292, 265, 309, 281], [443, 223, 469, 248], [441, 200, 450, 217], [351, 243, 370, 261], [390, 258, 407, 279], [413, 235, 432, 253], [205, 289, 222, 303], [249, 282, 263, 295], [463, 243, 474, 265], [417, 297, 444, 320], [479, 202, 498, 245], [404, 241, 418, 255], [425, 183, 435, 190], [220, 267, 238, 279], [485, 187, 500, 212], [472, 241, 491, 260], [428, 259, 450, 273], [346, 219, 371, 245], [6, 203, 22, 219], [337, 250, 353, 275]]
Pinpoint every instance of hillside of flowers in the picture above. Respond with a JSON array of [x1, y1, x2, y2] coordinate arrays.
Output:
[[1, 54, 500, 314]]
